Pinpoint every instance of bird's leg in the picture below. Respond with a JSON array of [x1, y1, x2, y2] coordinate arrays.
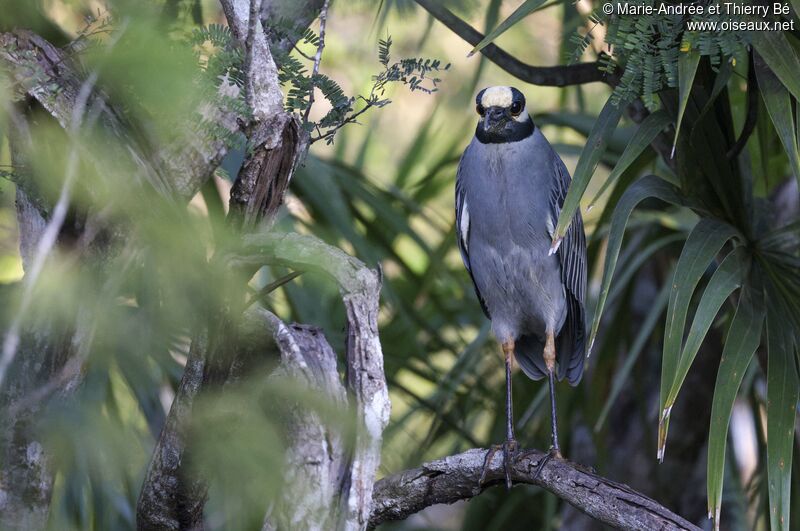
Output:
[[501, 339, 518, 486], [479, 339, 518, 489], [527, 332, 562, 481], [543, 330, 562, 459]]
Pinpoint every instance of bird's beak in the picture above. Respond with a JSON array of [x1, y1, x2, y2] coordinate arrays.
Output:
[[483, 106, 509, 132]]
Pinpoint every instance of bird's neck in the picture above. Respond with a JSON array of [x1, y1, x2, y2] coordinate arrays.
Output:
[[475, 117, 535, 144]]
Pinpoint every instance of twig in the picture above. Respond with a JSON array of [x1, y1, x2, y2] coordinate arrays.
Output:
[[293, 43, 314, 61], [303, 0, 332, 123], [0, 71, 99, 389], [369, 448, 702, 531], [310, 96, 376, 144], [413, 0, 617, 87], [244, 270, 303, 309]]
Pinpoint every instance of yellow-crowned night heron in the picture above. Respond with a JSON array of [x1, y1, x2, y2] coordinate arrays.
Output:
[[455, 86, 587, 487]]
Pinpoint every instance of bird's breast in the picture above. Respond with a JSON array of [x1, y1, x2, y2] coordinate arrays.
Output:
[[457, 133, 567, 336], [460, 138, 552, 250]]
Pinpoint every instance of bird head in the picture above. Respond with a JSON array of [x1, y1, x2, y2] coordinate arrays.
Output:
[[474, 86, 534, 143]]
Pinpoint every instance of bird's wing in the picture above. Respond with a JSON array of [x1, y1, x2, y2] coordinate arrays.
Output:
[[456, 159, 490, 317], [455, 166, 471, 273], [550, 156, 587, 384]]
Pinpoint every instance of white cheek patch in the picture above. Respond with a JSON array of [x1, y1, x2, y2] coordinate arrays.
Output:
[[481, 86, 513, 107], [512, 105, 529, 122]]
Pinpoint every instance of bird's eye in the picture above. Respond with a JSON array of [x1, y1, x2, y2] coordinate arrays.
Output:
[[510, 102, 523, 116], [476, 104, 485, 116]]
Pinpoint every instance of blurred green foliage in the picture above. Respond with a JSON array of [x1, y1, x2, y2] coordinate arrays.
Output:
[[0, 1, 798, 531]]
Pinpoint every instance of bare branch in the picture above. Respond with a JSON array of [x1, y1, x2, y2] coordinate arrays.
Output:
[[413, 0, 617, 87], [137, 309, 283, 530], [303, 0, 331, 123], [237, 232, 377, 296], [339, 263, 388, 530], [369, 448, 702, 531]]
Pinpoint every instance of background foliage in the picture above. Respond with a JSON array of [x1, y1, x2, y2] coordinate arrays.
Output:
[[0, 1, 798, 530]]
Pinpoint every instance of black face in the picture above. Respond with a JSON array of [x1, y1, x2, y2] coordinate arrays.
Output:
[[474, 87, 534, 144]]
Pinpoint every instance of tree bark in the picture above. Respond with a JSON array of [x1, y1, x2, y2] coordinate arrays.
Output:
[[237, 232, 391, 530], [369, 448, 701, 531], [1, 4, 712, 531]]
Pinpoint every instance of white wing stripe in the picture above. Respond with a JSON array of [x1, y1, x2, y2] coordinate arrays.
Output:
[[459, 198, 470, 253]]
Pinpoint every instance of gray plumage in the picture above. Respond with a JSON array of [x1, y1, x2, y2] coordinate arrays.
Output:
[[455, 120, 587, 385]]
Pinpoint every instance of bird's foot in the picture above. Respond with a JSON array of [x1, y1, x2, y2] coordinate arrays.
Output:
[[529, 446, 561, 481], [479, 438, 518, 489]]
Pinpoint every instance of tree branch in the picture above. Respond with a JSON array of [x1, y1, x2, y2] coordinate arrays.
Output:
[[369, 448, 701, 531], [261, 0, 325, 53], [136, 332, 209, 531], [220, 0, 307, 232], [303, 0, 331, 123], [220, 0, 284, 124], [412, 0, 681, 172], [0, 29, 224, 200], [237, 232, 390, 530], [413, 0, 616, 87], [260, 312, 348, 530]]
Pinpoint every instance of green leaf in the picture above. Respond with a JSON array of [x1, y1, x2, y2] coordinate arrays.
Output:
[[658, 218, 740, 462], [588, 175, 685, 354], [754, 53, 800, 186], [766, 305, 800, 531], [762, 220, 800, 251], [707, 284, 764, 530], [467, 0, 550, 57], [553, 96, 624, 245], [246, 271, 303, 310], [535, 113, 634, 153], [589, 110, 671, 209], [672, 49, 700, 157], [594, 279, 670, 431], [697, 60, 733, 121], [606, 233, 685, 307], [751, 32, 800, 101], [664, 247, 747, 415]]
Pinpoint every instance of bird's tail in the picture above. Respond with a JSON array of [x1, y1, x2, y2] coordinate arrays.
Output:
[[515, 330, 585, 386], [556, 302, 586, 386], [514, 334, 547, 381]]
